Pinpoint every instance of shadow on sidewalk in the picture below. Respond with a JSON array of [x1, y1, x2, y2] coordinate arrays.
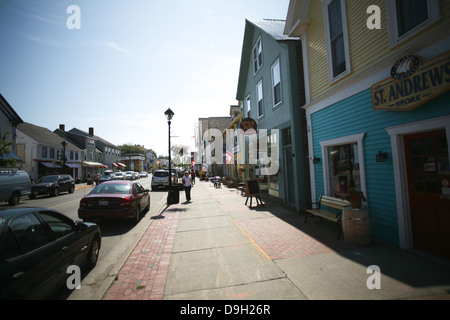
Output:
[[216, 185, 450, 292]]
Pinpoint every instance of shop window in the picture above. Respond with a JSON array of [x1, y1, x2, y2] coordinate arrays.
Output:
[[327, 143, 361, 199], [320, 133, 367, 200]]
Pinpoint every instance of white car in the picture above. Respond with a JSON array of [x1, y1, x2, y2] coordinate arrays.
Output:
[[139, 171, 148, 178]]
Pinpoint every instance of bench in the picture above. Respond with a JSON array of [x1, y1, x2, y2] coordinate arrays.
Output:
[[304, 195, 350, 239]]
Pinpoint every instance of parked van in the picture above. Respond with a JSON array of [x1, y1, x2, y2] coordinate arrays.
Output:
[[0, 170, 31, 205]]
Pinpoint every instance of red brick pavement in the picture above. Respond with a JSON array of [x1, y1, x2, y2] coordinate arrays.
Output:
[[103, 205, 181, 300]]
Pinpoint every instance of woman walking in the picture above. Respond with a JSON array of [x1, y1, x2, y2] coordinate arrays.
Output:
[[182, 171, 192, 202]]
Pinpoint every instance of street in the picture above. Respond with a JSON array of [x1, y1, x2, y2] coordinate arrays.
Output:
[[1, 175, 168, 300]]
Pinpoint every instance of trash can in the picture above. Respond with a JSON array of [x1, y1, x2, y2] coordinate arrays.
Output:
[[167, 185, 180, 205]]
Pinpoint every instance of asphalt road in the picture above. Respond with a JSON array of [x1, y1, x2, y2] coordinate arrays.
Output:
[[2, 175, 168, 300]]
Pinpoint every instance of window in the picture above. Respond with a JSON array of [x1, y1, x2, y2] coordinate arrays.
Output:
[[387, 0, 439, 46], [252, 37, 263, 73], [320, 133, 367, 200], [40, 211, 74, 239], [8, 213, 50, 256], [49, 148, 55, 159], [257, 81, 264, 117], [42, 146, 48, 158], [246, 95, 251, 118], [272, 59, 282, 106], [323, 0, 350, 81]]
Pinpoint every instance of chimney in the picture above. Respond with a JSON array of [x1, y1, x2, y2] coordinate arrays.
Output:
[[59, 124, 65, 131], [89, 127, 94, 136]]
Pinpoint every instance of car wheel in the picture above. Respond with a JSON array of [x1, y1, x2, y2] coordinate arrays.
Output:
[[68, 185, 75, 193], [84, 236, 100, 270], [8, 192, 20, 206], [53, 188, 59, 197]]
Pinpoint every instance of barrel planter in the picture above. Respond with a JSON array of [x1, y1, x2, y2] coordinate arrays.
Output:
[[342, 206, 371, 245]]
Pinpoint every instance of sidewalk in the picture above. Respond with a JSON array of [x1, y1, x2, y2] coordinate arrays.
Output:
[[102, 180, 450, 300]]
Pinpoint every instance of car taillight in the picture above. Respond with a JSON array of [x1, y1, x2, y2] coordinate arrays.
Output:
[[120, 197, 131, 206], [80, 198, 87, 207]]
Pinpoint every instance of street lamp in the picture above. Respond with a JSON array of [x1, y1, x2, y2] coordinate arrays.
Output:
[[165, 108, 176, 205], [61, 140, 67, 173]]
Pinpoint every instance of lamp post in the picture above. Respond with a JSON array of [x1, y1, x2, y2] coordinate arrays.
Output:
[[164, 108, 174, 195], [61, 140, 67, 173]]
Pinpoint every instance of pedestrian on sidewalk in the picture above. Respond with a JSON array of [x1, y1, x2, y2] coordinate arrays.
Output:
[[182, 171, 193, 202], [190, 169, 196, 185]]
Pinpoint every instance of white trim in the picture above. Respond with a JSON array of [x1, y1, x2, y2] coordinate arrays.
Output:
[[386, 115, 450, 249], [386, 0, 440, 48], [256, 80, 264, 118], [319, 132, 367, 200], [322, 0, 352, 83], [306, 114, 316, 204]]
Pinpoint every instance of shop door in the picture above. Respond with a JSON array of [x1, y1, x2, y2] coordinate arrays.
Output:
[[404, 130, 450, 260]]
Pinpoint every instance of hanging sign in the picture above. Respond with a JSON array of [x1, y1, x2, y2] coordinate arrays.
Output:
[[371, 51, 450, 111]]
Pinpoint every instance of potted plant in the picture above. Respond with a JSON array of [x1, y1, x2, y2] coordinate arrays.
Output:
[[344, 188, 367, 208]]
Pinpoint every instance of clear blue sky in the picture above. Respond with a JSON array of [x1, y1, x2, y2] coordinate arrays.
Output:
[[0, 0, 290, 157]]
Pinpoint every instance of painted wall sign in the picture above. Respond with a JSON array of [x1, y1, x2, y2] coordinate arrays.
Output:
[[371, 51, 450, 111]]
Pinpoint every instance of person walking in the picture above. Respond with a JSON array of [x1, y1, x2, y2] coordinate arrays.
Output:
[[190, 169, 196, 185], [182, 171, 192, 202]]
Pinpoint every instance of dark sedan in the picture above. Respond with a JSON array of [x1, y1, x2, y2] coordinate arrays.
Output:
[[78, 181, 150, 223], [0, 207, 101, 300], [29, 174, 75, 198]]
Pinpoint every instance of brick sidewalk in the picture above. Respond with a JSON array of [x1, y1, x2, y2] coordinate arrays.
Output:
[[103, 204, 181, 300]]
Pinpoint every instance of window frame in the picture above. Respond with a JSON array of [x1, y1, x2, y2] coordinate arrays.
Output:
[[386, 0, 440, 48], [246, 95, 251, 118], [319, 132, 367, 201], [271, 59, 282, 107], [252, 37, 263, 74], [256, 80, 264, 118], [322, 0, 351, 83]]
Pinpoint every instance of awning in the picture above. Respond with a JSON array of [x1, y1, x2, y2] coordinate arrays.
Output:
[[82, 161, 107, 168], [112, 163, 118, 167], [41, 162, 61, 168], [0, 152, 22, 161], [117, 162, 126, 167], [65, 163, 81, 168]]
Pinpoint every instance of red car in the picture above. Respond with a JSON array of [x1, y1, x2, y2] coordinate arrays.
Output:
[[78, 181, 150, 223]]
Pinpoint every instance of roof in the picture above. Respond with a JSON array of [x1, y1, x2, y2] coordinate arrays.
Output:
[[17, 122, 83, 151], [247, 18, 300, 41], [0, 93, 23, 125]]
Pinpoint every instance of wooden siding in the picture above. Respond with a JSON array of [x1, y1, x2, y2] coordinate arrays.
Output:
[[311, 89, 450, 245], [306, 0, 450, 101]]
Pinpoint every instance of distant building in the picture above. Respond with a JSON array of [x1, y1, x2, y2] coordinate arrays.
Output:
[[0, 93, 23, 166]]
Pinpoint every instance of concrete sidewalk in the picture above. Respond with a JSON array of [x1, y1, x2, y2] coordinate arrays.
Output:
[[103, 180, 450, 300]]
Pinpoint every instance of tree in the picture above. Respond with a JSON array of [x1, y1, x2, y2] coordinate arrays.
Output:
[[0, 133, 16, 167]]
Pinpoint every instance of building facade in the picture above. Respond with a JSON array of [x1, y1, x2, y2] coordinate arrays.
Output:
[[236, 18, 309, 212], [285, 0, 450, 259]]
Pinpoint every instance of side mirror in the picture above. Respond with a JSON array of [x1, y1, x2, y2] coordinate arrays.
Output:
[[75, 221, 88, 232]]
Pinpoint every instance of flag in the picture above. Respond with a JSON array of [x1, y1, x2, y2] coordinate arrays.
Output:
[[226, 150, 233, 165]]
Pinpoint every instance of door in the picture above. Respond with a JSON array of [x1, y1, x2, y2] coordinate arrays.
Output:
[[404, 130, 450, 260], [284, 147, 295, 206]]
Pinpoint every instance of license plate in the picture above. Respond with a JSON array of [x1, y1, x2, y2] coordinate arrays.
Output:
[[98, 200, 109, 206]]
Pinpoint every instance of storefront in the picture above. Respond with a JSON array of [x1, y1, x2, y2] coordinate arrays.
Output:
[[308, 51, 450, 259]]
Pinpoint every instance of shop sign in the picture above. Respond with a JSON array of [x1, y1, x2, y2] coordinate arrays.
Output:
[[371, 51, 450, 111]]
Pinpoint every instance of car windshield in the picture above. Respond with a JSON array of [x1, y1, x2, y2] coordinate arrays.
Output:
[[154, 171, 169, 177], [90, 183, 131, 194], [37, 176, 57, 183], [100, 175, 110, 179]]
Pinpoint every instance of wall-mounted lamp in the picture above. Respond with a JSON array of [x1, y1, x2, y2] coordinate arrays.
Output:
[[376, 151, 388, 163], [313, 157, 321, 164]]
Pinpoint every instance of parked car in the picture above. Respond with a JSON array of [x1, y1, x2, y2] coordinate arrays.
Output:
[[139, 171, 148, 178], [29, 174, 75, 198], [78, 181, 150, 223], [0, 170, 31, 205], [151, 170, 170, 190], [132, 171, 140, 180], [0, 207, 101, 300], [113, 172, 125, 180], [98, 174, 114, 184], [125, 171, 133, 180]]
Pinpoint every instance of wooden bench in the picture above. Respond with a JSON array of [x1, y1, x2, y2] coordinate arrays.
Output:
[[304, 195, 350, 239]]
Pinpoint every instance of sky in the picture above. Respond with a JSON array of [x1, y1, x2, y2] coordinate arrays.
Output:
[[0, 0, 290, 157]]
